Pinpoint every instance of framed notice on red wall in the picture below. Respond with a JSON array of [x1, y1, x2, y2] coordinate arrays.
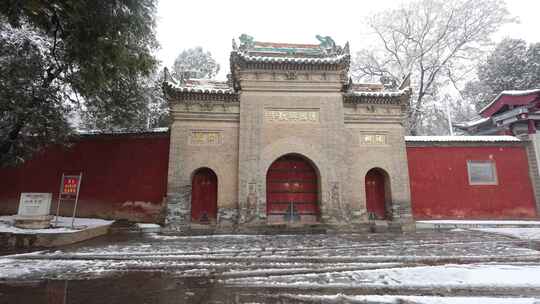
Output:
[[61, 176, 81, 195], [54, 173, 83, 228]]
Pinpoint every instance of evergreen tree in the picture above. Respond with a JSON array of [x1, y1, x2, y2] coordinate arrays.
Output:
[[81, 71, 169, 131], [464, 38, 540, 110], [0, 23, 71, 165], [0, 1, 159, 166], [172, 47, 220, 80]]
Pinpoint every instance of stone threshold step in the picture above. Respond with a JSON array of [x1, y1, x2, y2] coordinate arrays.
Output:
[[417, 220, 540, 229]]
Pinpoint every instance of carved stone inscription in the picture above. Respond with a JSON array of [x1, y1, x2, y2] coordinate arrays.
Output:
[[361, 133, 387, 145], [265, 109, 320, 123], [189, 130, 222, 145], [18, 193, 52, 217]]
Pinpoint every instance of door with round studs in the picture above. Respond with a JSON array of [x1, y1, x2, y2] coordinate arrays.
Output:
[[266, 154, 319, 224], [191, 168, 217, 224], [365, 168, 387, 220]]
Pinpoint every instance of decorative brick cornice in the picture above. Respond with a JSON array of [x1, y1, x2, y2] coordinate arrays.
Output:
[[163, 82, 239, 103], [230, 51, 350, 72], [343, 89, 410, 105]]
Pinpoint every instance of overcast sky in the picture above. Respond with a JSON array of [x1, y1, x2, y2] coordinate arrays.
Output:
[[156, 0, 540, 80]]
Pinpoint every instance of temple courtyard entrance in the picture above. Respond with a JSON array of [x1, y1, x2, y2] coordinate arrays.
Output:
[[2, 229, 540, 303], [266, 154, 320, 225], [191, 168, 218, 224]]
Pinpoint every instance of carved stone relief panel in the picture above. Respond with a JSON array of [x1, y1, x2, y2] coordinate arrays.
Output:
[[264, 108, 320, 123], [189, 130, 223, 145], [284, 71, 297, 80], [360, 132, 388, 145]]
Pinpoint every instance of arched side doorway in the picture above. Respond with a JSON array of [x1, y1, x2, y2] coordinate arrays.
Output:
[[266, 154, 319, 224], [365, 168, 391, 220], [191, 168, 218, 224]]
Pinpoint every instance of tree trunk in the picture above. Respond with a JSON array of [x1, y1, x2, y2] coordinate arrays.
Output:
[[0, 122, 23, 161]]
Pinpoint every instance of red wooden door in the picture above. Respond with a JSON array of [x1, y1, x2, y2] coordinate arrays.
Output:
[[267, 155, 319, 223], [191, 168, 217, 223], [365, 169, 386, 219]]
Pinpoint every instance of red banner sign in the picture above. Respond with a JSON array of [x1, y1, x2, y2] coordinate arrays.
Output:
[[61, 176, 80, 195]]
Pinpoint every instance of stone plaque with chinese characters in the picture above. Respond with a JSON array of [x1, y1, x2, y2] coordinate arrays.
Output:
[[265, 109, 320, 123], [361, 133, 388, 145], [189, 131, 223, 146], [17, 193, 52, 217]]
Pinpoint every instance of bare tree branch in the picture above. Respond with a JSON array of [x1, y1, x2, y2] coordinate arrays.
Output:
[[351, 0, 513, 134]]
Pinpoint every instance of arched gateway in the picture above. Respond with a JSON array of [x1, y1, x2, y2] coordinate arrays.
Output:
[[163, 35, 415, 232], [365, 168, 391, 220], [266, 154, 319, 224], [191, 168, 218, 224]]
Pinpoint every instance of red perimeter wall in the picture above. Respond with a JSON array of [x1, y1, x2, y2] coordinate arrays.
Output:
[[407, 144, 537, 219], [2, 134, 537, 222], [0, 133, 170, 222]]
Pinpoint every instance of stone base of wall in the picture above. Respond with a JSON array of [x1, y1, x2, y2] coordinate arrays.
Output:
[[163, 192, 190, 233], [217, 208, 238, 228], [399, 220, 417, 232], [160, 220, 416, 235], [14, 215, 53, 229], [162, 199, 415, 235]]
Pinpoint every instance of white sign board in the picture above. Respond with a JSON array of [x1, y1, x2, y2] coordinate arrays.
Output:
[[17, 193, 52, 217]]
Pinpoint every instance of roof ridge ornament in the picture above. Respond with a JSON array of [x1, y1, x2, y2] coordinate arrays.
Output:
[[163, 67, 180, 86], [398, 73, 411, 90], [232, 38, 238, 51], [239, 33, 255, 51], [343, 42, 350, 55], [316, 35, 338, 55]]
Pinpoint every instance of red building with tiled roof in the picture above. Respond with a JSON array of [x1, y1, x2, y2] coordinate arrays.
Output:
[[456, 89, 540, 136]]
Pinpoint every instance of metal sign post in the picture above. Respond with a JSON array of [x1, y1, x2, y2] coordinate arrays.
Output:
[[54, 173, 65, 227], [70, 173, 82, 228], [54, 173, 82, 228]]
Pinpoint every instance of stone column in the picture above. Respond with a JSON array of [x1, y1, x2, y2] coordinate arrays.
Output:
[[237, 95, 265, 226], [526, 128, 540, 217], [163, 123, 191, 232]]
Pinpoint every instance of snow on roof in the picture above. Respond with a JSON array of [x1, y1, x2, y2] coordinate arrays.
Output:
[[479, 89, 540, 115], [453, 116, 491, 128], [235, 51, 348, 65], [148, 127, 169, 132], [350, 83, 385, 92], [77, 127, 169, 136], [405, 135, 521, 142], [254, 41, 320, 49], [498, 89, 540, 96], [164, 80, 235, 94], [183, 78, 230, 88], [347, 89, 409, 98]]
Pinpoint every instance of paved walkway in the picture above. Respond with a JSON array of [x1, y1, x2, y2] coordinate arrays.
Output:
[[1, 230, 540, 303]]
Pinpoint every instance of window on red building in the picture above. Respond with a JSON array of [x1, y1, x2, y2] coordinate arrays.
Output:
[[467, 160, 498, 185]]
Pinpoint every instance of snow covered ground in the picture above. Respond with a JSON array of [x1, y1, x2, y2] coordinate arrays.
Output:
[[417, 220, 540, 230], [418, 220, 540, 225], [276, 294, 540, 304], [225, 263, 540, 288], [1, 229, 540, 303], [0, 215, 113, 234], [474, 228, 540, 241]]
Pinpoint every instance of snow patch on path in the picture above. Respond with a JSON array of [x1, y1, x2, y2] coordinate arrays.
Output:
[[148, 233, 261, 241], [474, 228, 540, 240], [280, 294, 540, 304], [226, 264, 540, 288], [418, 220, 540, 226]]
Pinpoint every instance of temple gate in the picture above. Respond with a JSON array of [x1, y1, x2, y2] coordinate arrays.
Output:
[[163, 34, 415, 232]]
